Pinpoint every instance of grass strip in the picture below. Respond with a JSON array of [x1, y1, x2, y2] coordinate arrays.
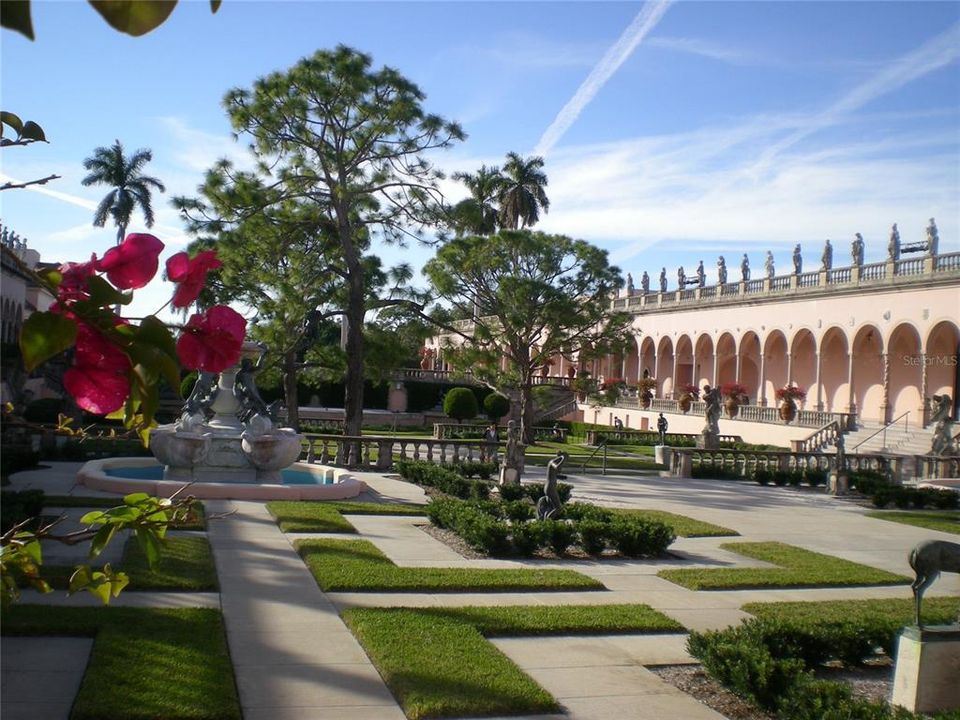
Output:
[[343, 604, 683, 720], [658, 541, 910, 590], [296, 538, 603, 592], [743, 596, 960, 628], [608, 508, 737, 537], [41, 536, 218, 591], [267, 500, 425, 533], [866, 510, 960, 535], [2, 605, 240, 720]]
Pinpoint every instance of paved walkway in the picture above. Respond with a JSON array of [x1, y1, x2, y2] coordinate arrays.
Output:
[[4, 462, 959, 720]]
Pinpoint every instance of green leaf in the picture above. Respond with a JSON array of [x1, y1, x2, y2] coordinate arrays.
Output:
[[0, 1, 35, 40], [138, 315, 178, 361], [88, 0, 178, 36], [90, 524, 116, 558], [19, 312, 77, 371], [123, 492, 151, 506], [80, 510, 107, 525], [20, 120, 46, 142], [37, 267, 63, 291], [210, 0, 221, 12], [1, 111, 24, 136], [20, 539, 42, 565], [87, 275, 130, 306], [135, 528, 162, 569], [68, 565, 93, 593]]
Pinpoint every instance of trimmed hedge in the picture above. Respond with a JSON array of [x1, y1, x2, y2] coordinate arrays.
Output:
[[396, 460, 490, 500], [687, 607, 960, 720], [426, 496, 675, 558]]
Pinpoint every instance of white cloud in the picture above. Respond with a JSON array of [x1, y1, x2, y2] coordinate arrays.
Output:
[[534, 0, 674, 157]]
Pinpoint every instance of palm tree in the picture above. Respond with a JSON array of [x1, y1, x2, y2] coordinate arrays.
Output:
[[451, 164, 504, 236], [498, 152, 549, 230], [82, 140, 166, 244]]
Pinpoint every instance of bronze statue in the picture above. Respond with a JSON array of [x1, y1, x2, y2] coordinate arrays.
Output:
[[536, 451, 567, 520], [821, 239, 833, 270], [909, 539, 960, 627], [888, 223, 900, 261], [717, 256, 727, 285], [740, 254, 750, 282], [641, 271, 650, 294], [184, 371, 217, 417], [792, 244, 802, 274], [930, 394, 956, 456]]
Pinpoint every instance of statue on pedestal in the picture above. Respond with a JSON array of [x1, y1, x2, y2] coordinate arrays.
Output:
[[852, 233, 865, 267], [659, 268, 667, 293], [699, 385, 721, 449], [926, 218, 939, 256], [677, 266, 686, 289], [536, 451, 567, 520], [641, 271, 650, 294], [793, 244, 802, 274], [821, 239, 833, 270], [740, 254, 750, 282], [930, 395, 957, 456], [626, 273, 634, 295], [765, 251, 775, 279], [888, 223, 900, 261], [717, 256, 727, 285], [499, 419, 524, 485], [696, 260, 705, 287]]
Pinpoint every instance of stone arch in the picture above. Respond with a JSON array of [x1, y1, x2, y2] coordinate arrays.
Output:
[[694, 334, 715, 389], [674, 334, 694, 390], [716, 332, 737, 386], [739, 331, 761, 402], [925, 320, 960, 420], [887, 323, 922, 423], [656, 336, 675, 398], [851, 324, 883, 422], [819, 327, 849, 413], [762, 330, 789, 405], [640, 337, 656, 380], [623, 334, 641, 384], [790, 329, 817, 403]]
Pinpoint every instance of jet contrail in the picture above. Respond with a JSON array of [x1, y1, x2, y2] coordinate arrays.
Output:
[[534, 0, 673, 158], [748, 21, 960, 177], [0, 175, 97, 210]]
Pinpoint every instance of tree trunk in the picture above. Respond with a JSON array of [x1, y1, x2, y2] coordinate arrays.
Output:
[[342, 271, 366, 464], [283, 349, 300, 431], [518, 381, 535, 446]]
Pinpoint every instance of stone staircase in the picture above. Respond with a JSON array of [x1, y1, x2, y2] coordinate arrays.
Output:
[[844, 421, 938, 456]]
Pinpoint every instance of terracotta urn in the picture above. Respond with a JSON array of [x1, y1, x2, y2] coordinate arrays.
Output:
[[780, 400, 796, 424], [724, 397, 740, 418], [678, 395, 692, 413]]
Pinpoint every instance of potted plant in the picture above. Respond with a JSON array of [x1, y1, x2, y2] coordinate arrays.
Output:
[[572, 373, 597, 402], [775, 384, 806, 423], [637, 377, 656, 408], [720, 382, 748, 418], [678, 383, 699, 413]]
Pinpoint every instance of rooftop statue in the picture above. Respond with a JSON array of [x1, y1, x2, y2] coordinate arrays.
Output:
[[626, 272, 634, 295], [792, 244, 802, 274], [821, 239, 833, 271], [888, 223, 900, 261], [926, 217, 939, 256], [765, 251, 775, 279], [659, 267, 667, 293], [641, 271, 650, 294], [696, 260, 705, 288], [677, 266, 686, 289], [717, 256, 727, 285], [851, 233, 865, 267], [740, 254, 750, 282]]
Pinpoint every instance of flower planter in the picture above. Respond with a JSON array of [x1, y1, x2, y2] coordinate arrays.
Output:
[[780, 400, 796, 423], [678, 395, 692, 414], [724, 398, 740, 418]]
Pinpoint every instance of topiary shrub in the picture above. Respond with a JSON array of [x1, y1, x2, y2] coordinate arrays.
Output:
[[510, 521, 543, 557], [443, 387, 479, 424], [607, 517, 675, 558], [753, 468, 772, 486], [577, 519, 607, 556], [803, 469, 827, 487], [540, 519, 576, 555], [503, 500, 534, 524], [498, 483, 525, 502], [483, 392, 511, 422]]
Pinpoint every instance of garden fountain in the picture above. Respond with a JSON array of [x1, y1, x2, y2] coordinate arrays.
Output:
[[78, 342, 367, 500]]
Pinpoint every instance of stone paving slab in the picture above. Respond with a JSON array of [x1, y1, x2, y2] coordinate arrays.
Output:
[[15, 590, 220, 608], [493, 633, 695, 668], [1, 637, 92, 720]]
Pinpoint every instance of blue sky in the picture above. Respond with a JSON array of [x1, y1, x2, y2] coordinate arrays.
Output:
[[3, 1, 958, 319]]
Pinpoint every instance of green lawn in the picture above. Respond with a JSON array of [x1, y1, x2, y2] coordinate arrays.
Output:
[[296, 538, 604, 592], [743, 596, 960, 628], [41, 536, 218, 591], [343, 604, 683, 720], [866, 510, 960, 535], [658, 541, 910, 590], [2, 605, 240, 720], [609, 509, 738, 537], [267, 500, 425, 533]]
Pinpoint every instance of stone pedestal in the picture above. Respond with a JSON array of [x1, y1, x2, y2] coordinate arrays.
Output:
[[654, 445, 672, 467], [829, 472, 848, 495], [892, 625, 960, 714], [499, 467, 519, 486]]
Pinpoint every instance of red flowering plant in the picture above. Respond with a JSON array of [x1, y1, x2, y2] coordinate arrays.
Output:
[[680, 383, 700, 399], [720, 382, 748, 400], [775, 385, 807, 403], [19, 234, 245, 443]]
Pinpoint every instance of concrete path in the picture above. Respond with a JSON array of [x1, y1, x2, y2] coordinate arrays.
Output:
[[1, 638, 93, 720], [4, 461, 958, 720]]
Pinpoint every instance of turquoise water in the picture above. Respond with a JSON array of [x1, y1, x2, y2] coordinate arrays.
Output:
[[104, 466, 333, 485]]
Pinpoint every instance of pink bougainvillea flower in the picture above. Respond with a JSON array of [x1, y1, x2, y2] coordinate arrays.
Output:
[[166, 249, 222, 308], [176, 305, 246, 373], [63, 323, 131, 414], [57, 254, 98, 303], [96, 233, 164, 290]]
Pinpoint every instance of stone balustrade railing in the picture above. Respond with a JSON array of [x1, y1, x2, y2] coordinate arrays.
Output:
[[393, 368, 571, 387], [432, 422, 568, 442], [670, 447, 899, 479], [611, 251, 960, 313], [301, 433, 501, 470], [584, 429, 742, 446], [792, 421, 841, 453], [612, 398, 854, 430], [914, 455, 960, 479]]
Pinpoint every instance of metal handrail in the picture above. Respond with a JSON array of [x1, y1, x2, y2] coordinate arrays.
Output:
[[851, 411, 910, 452], [581, 439, 609, 475]]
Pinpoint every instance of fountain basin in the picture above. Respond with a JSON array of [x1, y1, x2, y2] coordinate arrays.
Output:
[[78, 458, 367, 500]]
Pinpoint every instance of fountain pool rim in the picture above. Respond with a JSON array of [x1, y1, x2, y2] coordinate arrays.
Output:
[[79, 458, 367, 500]]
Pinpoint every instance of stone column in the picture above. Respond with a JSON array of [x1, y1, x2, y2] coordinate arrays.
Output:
[[711, 353, 719, 387], [759, 353, 768, 406], [919, 353, 929, 425], [847, 350, 857, 415], [814, 352, 823, 411], [880, 353, 891, 424], [620, 355, 628, 380], [787, 353, 794, 385], [653, 352, 661, 397]]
